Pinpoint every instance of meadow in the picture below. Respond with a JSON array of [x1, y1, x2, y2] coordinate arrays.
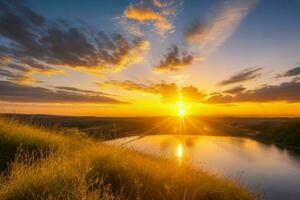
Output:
[[0, 117, 255, 200]]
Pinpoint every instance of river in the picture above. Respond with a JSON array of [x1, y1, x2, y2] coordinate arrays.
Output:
[[112, 135, 300, 200]]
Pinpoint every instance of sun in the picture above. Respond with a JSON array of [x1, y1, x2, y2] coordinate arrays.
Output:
[[178, 108, 186, 117], [177, 101, 186, 117]]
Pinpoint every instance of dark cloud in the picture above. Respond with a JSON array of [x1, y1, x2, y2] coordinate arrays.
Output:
[[55, 86, 108, 96], [0, 68, 33, 83], [1, 61, 60, 84], [223, 85, 246, 94], [217, 67, 262, 86], [0, 0, 149, 74], [184, 20, 206, 43], [208, 80, 300, 103], [18, 2, 45, 26], [6, 63, 29, 72], [281, 66, 300, 77], [0, 80, 125, 104], [21, 59, 58, 73], [0, 53, 10, 64], [153, 45, 193, 73]]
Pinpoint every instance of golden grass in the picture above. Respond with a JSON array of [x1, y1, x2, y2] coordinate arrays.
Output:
[[0, 117, 256, 200]]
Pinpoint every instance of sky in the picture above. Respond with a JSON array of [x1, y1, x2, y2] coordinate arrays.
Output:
[[1, 0, 300, 117]]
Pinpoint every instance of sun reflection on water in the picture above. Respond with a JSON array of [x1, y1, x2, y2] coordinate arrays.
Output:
[[176, 143, 184, 162]]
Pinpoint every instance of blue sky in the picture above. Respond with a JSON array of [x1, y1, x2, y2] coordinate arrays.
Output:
[[1, 0, 300, 116]]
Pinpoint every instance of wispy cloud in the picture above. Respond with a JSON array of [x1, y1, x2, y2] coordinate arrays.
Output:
[[0, 58, 62, 84], [0, 80, 125, 104], [98, 80, 178, 102], [208, 79, 300, 103], [222, 85, 246, 94], [279, 65, 300, 78], [185, 0, 258, 54], [0, 69, 35, 84], [217, 67, 262, 86], [121, 0, 180, 37], [54, 86, 109, 96]]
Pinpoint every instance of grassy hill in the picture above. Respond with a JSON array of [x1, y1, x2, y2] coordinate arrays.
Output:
[[0, 117, 255, 200]]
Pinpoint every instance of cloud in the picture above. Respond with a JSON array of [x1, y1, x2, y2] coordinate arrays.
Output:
[[6, 64, 29, 72], [281, 66, 300, 77], [181, 86, 206, 101], [98, 80, 205, 102], [98, 80, 178, 101], [115, 16, 144, 37], [7, 59, 62, 76], [152, 0, 177, 8], [0, 69, 34, 83], [21, 59, 62, 74], [208, 79, 300, 103], [1, 59, 62, 84], [184, 0, 257, 53], [124, 4, 164, 21], [153, 45, 194, 73], [99, 78, 300, 104], [223, 85, 246, 94], [217, 67, 262, 86], [123, 1, 178, 36], [0, 80, 125, 104], [98, 80, 152, 93], [0, 54, 10, 64], [54, 86, 108, 96], [0, 1, 149, 74]]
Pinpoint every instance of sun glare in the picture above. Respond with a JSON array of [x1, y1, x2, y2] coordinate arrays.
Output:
[[178, 108, 186, 117], [177, 101, 186, 117]]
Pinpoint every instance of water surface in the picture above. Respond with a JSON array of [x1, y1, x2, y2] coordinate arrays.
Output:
[[112, 135, 300, 200]]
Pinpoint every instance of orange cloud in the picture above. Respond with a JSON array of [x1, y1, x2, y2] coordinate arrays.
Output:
[[98, 80, 178, 102], [124, 3, 174, 36], [124, 4, 163, 21]]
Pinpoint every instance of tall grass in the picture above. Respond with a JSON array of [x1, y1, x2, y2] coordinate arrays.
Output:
[[0, 117, 256, 200]]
